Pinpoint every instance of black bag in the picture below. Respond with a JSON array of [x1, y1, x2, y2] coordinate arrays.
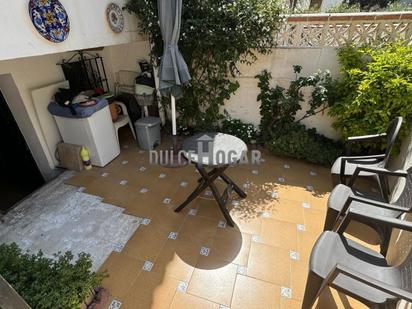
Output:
[[54, 88, 78, 115]]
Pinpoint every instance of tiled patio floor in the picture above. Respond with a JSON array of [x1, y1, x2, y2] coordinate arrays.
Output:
[[66, 131, 369, 309]]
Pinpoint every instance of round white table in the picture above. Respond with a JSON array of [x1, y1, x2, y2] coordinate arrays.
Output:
[[175, 133, 248, 226]]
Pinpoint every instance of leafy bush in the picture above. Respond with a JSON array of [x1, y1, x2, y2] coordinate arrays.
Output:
[[266, 122, 343, 166], [256, 67, 343, 166], [126, 0, 283, 130], [221, 112, 258, 144], [0, 243, 106, 309], [328, 42, 412, 151]]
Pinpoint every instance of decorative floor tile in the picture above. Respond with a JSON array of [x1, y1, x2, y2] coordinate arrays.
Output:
[[180, 181, 188, 187], [270, 191, 278, 199], [243, 181, 251, 189], [219, 305, 230, 309], [141, 218, 151, 225], [119, 180, 128, 186], [252, 170, 259, 175], [289, 251, 300, 261], [251, 235, 262, 243], [138, 166, 146, 172], [306, 185, 314, 191], [284, 164, 290, 169], [108, 299, 122, 309], [177, 281, 188, 293], [113, 242, 125, 253], [278, 177, 285, 183], [142, 260, 154, 272], [260, 211, 271, 218], [281, 287, 292, 299], [121, 160, 129, 165], [237, 265, 247, 275], [101, 172, 109, 177], [297, 224, 306, 232], [200, 246, 210, 256], [159, 173, 167, 179], [188, 209, 198, 216], [163, 198, 172, 205], [231, 200, 240, 207], [302, 202, 311, 209], [168, 232, 178, 240], [218, 221, 227, 229], [140, 188, 149, 194], [310, 171, 317, 176]]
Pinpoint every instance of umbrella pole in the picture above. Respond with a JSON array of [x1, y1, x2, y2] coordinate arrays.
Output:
[[163, 94, 187, 168], [171, 94, 177, 150]]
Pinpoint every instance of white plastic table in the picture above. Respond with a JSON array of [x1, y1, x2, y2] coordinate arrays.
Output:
[[174, 132, 248, 226]]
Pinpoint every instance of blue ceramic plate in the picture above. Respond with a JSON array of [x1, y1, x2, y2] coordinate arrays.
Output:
[[29, 0, 70, 43]]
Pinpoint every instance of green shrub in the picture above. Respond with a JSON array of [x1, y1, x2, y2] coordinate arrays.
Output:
[[328, 42, 412, 151], [126, 0, 283, 130], [221, 112, 258, 144], [0, 243, 106, 309], [256, 67, 343, 166], [266, 122, 343, 166]]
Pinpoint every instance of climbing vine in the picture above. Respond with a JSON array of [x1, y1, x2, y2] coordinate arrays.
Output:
[[126, 0, 283, 130]]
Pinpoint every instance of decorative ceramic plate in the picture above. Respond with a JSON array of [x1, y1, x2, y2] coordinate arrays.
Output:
[[29, 0, 70, 43], [106, 3, 124, 33]]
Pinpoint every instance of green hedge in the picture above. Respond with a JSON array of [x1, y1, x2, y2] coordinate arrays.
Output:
[[265, 122, 342, 166], [0, 243, 106, 309]]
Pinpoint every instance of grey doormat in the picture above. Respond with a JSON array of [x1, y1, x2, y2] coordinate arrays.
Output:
[[0, 172, 141, 271]]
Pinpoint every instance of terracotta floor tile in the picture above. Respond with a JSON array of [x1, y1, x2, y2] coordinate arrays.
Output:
[[196, 198, 226, 220], [121, 272, 180, 309], [281, 298, 302, 309], [247, 242, 291, 286], [314, 287, 368, 309], [65, 133, 338, 309], [99, 253, 144, 300], [303, 208, 326, 234], [187, 256, 237, 306], [212, 228, 251, 266], [260, 219, 298, 250], [122, 225, 168, 262], [297, 231, 321, 264], [178, 215, 218, 246], [268, 199, 305, 224], [169, 291, 220, 309], [231, 275, 281, 309], [153, 239, 200, 282], [230, 214, 262, 235], [65, 172, 98, 187], [290, 262, 309, 301]]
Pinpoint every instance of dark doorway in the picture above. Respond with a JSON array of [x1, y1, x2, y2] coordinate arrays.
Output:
[[0, 90, 44, 214]]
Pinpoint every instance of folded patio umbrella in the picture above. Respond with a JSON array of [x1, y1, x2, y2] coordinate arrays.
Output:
[[157, 0, 191, 142]]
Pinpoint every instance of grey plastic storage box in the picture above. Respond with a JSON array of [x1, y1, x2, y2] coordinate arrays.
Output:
[[135, 117, 161, 150]]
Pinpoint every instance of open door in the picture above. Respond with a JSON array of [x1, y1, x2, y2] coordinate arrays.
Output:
[[0, 90, 44, 214]]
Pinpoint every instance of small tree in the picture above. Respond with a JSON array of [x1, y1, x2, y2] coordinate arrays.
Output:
[[126, 0, 283, 130]]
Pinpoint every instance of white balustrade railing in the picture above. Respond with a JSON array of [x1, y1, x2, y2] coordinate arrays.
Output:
[[277, 12, 412, 48]]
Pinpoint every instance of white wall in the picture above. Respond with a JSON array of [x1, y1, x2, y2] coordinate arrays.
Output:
[[225, 47, 341, 140], [0, 0, 152, 179], [0, 0, 142, 62], [0, 45, 151, 180]]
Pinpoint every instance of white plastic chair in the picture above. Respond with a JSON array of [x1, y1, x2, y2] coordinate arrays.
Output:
[[113, 102, 136, 144]]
